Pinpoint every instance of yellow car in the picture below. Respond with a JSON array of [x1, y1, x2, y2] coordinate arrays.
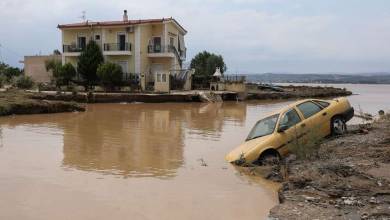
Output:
[[226, 98, 354, 165]]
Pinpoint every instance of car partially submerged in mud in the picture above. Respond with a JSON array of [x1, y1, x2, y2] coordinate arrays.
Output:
[[226, 98, 354, 165]]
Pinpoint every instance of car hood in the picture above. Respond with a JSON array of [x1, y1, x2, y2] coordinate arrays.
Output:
[[225, 135, 271, 163]]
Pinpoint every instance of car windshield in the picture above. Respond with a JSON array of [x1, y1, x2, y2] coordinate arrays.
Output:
[[246, 114, 279, 141]]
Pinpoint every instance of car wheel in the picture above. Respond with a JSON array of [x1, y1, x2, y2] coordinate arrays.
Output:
[[259, 153, 280, 166], [331, 116, 347, 136]]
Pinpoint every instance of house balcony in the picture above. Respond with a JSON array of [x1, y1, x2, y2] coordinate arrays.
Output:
[[147, 45, 175, 58], [63, 45, 83, 56], [103, 43, 132, 56]]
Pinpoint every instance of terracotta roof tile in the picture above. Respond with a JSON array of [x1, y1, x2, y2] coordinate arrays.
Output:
[[58, 18, 187, 33]]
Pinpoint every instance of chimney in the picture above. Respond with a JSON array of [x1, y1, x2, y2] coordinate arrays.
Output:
[[123, 10, 128, 22]]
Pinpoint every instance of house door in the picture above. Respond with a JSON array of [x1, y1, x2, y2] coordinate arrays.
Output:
[[77, 36, 86, 50], [153, 37, 161, 52], [118, 34, 126, 51], [151, 64, 164, 82]]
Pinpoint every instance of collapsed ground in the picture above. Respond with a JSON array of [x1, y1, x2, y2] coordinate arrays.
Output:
[[0, 90, 85, 116], [240, 115, 390, 220]]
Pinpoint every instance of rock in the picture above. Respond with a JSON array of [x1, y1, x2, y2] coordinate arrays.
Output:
[[286, 154, 297, 163], [198, 92, 223, 103]]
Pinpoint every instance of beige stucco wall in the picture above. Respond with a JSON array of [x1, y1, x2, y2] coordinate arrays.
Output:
[[140, 25, 152, 76], [166, 22, 179, 48], [225, 82, 246, 92], [103, 27, 134, 45], [154, 73, 170, 93], [60, 20, 185, 89], [24, 55, 61, 83], [64, 56, 78, 67], [106, 55, 135, 73]]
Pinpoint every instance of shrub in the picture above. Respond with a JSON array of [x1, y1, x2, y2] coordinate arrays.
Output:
[[97, 62, 123, 91], [0, 75, 5, 88], [60, 63, 76, 86], [15, 75, 35, 89]]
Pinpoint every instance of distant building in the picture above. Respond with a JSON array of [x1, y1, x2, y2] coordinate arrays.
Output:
[[58, 10, 189, 92], [23, 55, 61, 83]]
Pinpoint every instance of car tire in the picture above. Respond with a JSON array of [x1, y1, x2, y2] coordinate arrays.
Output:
[[331, 116, 347, 136], [259, 153, 280, 166]]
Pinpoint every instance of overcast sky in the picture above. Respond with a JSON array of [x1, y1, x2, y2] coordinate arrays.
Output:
[[0, 0, 390, 73]]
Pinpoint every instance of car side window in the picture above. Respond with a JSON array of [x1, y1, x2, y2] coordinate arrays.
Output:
[[314, 100, 330, 108], [297, 101, 323, 119], [279, 109, 301, 130]]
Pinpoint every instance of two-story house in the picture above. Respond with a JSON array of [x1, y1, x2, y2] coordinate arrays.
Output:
[[58, 10, 187, 91]]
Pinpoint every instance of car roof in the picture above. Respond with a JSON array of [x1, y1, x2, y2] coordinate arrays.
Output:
[[261, 98, 326, 119]]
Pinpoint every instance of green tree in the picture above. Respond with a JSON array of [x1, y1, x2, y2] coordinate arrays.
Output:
[[190, 51, 227, 77], [45, 59, 63, 87], [53, 49, 61, 55], [60, 63, 76, 86], [97, 62, 123, 91], [190, 51, 227, 87], [77, 41, 104, 90], [0, 62, 22, 82]]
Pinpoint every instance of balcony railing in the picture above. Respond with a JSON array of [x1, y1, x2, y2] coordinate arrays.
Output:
[[104, 43, 131, 51], [147, 45, 175, 53], [63, 45, 84, 53]]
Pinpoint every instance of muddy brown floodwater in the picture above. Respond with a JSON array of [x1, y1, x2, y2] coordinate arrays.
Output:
[[0, 101, 287, 220], [0, 84, 388, 220]]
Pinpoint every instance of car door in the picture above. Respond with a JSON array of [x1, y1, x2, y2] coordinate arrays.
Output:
[[274, 108, 303, 155], [296, 101, 329, 146]]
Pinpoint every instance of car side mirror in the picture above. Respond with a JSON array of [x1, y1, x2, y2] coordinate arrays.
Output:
[[278, 124, 289, 133]]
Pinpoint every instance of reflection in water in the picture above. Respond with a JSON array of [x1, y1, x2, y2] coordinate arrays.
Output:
[[0, 85, 388, 220], [61, 103, 246, 178], [62, 104, 187, 178], [0, 102, 247, 178]]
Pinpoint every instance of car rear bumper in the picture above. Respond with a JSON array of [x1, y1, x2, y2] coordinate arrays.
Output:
[[343, 107, 354, 122]]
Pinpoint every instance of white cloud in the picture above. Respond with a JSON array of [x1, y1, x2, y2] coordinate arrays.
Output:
[[0, 0, 390, 72]]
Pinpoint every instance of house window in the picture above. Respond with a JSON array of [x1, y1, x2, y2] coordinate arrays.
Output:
[[169, 37, 174, 46], [118, 33, 126, 51], [162, 73, 166, 82], [156, 73, 162, 82], [95, 34, 101, 41]]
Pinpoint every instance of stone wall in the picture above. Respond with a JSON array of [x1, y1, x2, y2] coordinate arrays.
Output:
[[24, 55, 61, 83]]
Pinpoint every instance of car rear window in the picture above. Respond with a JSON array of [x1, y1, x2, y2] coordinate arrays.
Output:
[[297, 101, 322, 119]]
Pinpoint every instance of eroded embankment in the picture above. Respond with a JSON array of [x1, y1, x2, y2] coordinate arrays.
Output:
[[0, 90, 85, 116], [247, 85, 352, 100], [264, 116, 390, 220], [238, 116, 390, 220]]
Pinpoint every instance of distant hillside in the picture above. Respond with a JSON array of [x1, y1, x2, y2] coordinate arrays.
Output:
[[244, 73, 390, 84]]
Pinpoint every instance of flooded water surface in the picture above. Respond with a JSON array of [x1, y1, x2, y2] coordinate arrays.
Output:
[[0, 84, 389, 220], [0, 101, 284, 220]]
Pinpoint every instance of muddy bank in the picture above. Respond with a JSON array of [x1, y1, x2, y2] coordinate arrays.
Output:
[[255, 116, 390, 220], [30, 85, 352, 103], [29, 91, 241, 103], [247, 85, 352, 100], [0, 90, 85, 116]]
